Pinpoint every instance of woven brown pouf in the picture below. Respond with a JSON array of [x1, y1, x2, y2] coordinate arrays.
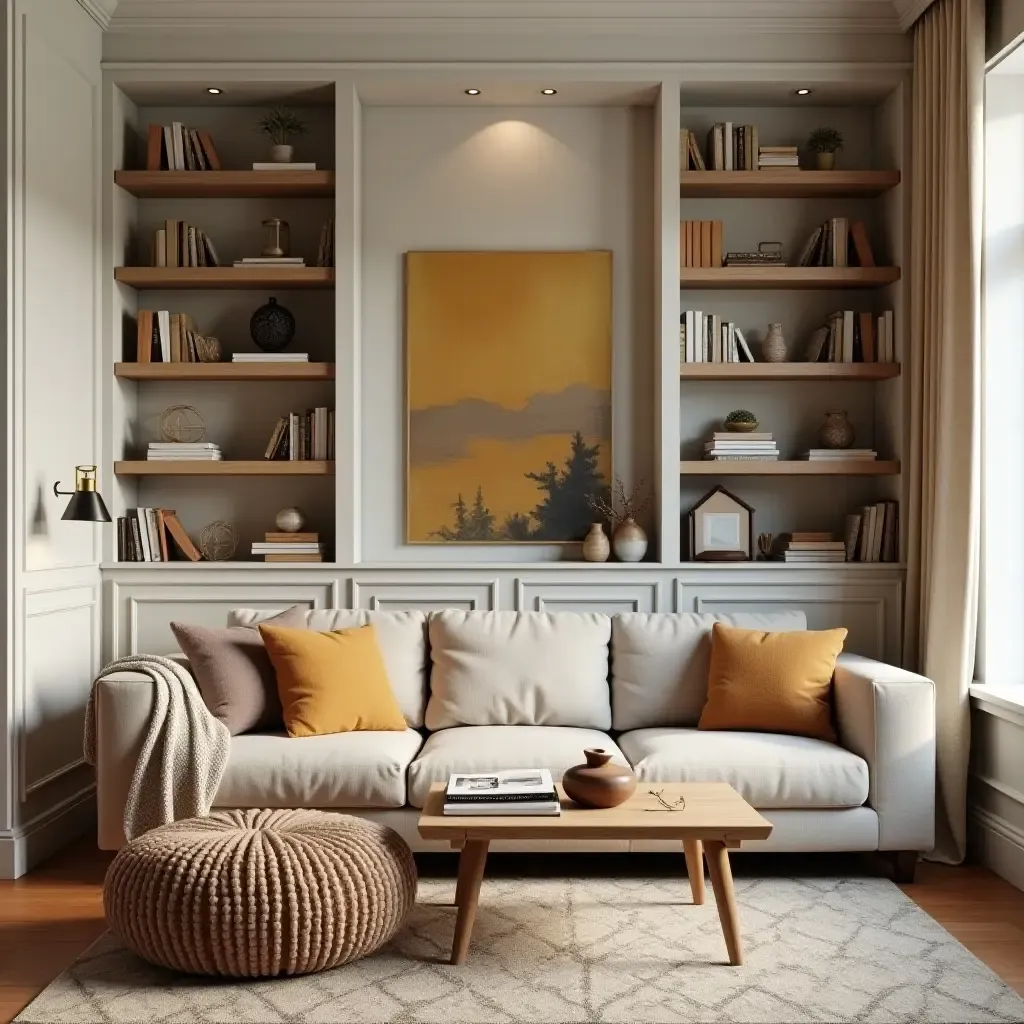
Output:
[[103, 808, 417, 977]]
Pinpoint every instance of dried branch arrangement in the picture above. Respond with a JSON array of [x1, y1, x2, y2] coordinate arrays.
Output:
[[586, 477, 651, 526]]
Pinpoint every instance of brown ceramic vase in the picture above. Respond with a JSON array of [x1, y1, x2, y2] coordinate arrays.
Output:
[[562, 748, 637, 809]]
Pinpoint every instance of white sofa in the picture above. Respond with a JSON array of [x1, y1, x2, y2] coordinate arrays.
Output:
[[93, 608, 936, 872]]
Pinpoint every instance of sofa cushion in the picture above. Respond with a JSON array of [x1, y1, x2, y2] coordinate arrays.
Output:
[[425, 610, 612, 730], [227, 608, 428, 728], [407, 725, 627, 808], [617, 727, 868, 809], [611, 611, 808, 730], [213, 728, 423, 809]]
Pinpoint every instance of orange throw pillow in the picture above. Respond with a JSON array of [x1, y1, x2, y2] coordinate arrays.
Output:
[[258, 623, 407, 737], [698, 622, 847, 742]]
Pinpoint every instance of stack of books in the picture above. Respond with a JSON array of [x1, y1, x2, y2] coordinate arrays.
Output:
[[796, 218, 874, 268], [251, 532, 324, 563], [806, 310, 895, 364], [232, 256, 306, 268], [147, 442, 222, 461], [758, 145, 799, 169], [800, 449, 877, 461], [443, 770, 560, 817], [680, 312, 754, 364], [232, 352, 309, 363], [264, 408, 334, 461], [253, 161, 316, 170], [146, 122, 220, 171], [116, 508, 201, 562], [705, 123, 759, 170], [846, 501, 899, 562], [153, 220, 219, 269], [680, 221, 723, 268], [777, 533, 846, 563], [704, 433, 779, 461]]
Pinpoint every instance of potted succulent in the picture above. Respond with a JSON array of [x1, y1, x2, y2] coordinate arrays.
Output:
[[724, 409, 759, 433], [806, 126, 844, 170], [258, 107, 306, 164]]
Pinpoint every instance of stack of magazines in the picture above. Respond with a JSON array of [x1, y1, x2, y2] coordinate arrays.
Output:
[[443, 769, 561, 816]]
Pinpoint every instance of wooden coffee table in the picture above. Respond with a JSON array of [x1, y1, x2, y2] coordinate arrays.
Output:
[[418, 781, 772, 966]]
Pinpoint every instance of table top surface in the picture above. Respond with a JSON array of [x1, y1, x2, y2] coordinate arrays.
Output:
[[417, 782, 773, 844]]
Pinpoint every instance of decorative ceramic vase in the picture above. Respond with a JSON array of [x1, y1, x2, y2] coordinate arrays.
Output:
[[250, 297, 296, 353], [275, 507, 306, 533], [271, 144, 294, 164], [819, 410, 855, 449], [612, 517, 648, 562], [762, 323, 787, 362], [815, 151, 836, 170], [563, 748, 637, 809], [582, 523, 610, 562]]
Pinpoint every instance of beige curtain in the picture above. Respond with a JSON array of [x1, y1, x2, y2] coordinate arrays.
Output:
[[905, 0, 984, 864]]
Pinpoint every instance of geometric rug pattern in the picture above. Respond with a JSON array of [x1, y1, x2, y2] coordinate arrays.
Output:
[[16, 876, 1024, 1023]]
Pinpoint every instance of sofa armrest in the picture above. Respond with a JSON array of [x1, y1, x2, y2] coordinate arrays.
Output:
[[833, 652, 935, 852], [94, 655, 193, 850]]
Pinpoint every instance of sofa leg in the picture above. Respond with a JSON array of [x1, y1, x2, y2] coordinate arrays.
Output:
[[890, 851, 918, 884]]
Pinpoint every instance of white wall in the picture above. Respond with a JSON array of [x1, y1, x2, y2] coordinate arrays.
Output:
[[360, 105, 654, 563]]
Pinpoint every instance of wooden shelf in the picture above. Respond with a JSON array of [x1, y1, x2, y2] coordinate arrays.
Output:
[[115, 362, 335, 381], [680, 363, 900, 381], [114, 460, 335, 476], [115, 170, 335, 198], [115, 267, 334, 290], [679, 170, 900, 198], [681, 460, 901, 476], [680, 267, 900, 290]]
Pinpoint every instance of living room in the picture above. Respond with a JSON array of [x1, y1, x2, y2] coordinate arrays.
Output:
[[0, 0, 1022, 1021]]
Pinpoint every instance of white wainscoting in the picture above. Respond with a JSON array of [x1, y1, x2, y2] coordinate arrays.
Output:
[[352, 580, 499, 613]]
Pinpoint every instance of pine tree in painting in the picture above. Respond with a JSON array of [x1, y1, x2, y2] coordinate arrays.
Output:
[[526, 431, 608, 541]]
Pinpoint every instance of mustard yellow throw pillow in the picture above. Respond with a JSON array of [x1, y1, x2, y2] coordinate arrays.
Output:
[[258, 623, 407, 737], [698, 622, 848, 742]]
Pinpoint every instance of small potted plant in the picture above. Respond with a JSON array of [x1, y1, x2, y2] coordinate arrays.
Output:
[[806, 127, 844, 170], [724, 409, 759, 433], [258, 107, 306, 164]]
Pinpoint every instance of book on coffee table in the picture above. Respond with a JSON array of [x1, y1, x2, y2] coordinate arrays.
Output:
[[443, 769, 561, 816]]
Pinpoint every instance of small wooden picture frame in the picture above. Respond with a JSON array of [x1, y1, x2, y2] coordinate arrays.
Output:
[[685, 485, 754, 561]]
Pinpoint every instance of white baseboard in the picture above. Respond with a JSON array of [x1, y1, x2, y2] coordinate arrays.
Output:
[[970, 805, 1024, 892], [0, 786, 96, 879]]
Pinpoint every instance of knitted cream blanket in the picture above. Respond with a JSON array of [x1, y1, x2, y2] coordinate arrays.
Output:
[[84, 655, 231, 841]]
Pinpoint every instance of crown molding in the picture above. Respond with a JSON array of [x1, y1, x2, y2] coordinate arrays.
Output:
[[77, 0, 120, 29], [894, 0, 934, 31]]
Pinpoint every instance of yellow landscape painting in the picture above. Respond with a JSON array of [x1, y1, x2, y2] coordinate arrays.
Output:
[[406, 251, 612, 543]]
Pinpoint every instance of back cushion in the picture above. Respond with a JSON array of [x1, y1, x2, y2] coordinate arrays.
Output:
[[425, 610, 612, 730], [611, 611, 808, 730], [226, 607, 428, 728]]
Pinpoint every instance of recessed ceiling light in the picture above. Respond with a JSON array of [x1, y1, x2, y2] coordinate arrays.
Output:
[[541, 88, 558, 96], [795, 88, 811, 96], [206, 87, 223, 95], [464, 88, 481, 96]]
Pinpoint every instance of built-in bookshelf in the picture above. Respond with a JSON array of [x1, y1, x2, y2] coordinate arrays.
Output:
[[114, 362, 335, 381]]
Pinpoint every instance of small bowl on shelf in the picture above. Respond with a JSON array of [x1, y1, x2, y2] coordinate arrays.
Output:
[[724, 410, 759, 433]]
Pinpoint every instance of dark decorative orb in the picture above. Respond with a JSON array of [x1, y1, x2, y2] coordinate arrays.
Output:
[[249, 297, 295, 353]]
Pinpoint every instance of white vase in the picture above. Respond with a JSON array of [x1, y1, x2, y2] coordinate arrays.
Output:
[[271, 144, 294, 164], [582, 523, 610, 563], [612, 518, 648, 562]]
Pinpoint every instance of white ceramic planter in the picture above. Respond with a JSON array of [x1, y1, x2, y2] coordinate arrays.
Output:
[[271, 144, 294, 164]]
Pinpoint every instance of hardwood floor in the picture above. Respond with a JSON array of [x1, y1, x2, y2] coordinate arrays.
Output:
[[1, 841, 1022, 1022]]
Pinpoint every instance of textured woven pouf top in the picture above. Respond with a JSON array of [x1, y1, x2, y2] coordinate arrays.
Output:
[[104, 808, 417, 978]]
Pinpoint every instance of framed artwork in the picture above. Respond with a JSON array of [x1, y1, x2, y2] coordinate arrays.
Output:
[[686, 485, 754, 561], [405, 251, 612, 544]]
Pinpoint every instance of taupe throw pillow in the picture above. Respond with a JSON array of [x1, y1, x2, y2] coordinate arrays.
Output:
[[171, 605, 307, 735]]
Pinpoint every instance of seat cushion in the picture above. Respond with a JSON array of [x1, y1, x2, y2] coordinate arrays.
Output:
[[214, 729, 424, 809], [617, 727, 869, 809], [611, 611, 808, 731], [407, 726, 627, 808], [425, 610, 612, 730], [227, 608, 428, 728]]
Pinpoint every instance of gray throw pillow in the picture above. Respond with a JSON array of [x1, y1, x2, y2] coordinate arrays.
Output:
[[171, 605, 307, 735]]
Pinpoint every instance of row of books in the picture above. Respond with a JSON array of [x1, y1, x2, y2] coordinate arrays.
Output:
[[264, 409, 334, 461], [681, 220, 723, 268], [116, 508, 202, 562], [135, 310, 204, 363], [317, 218, 335, 268], [807, 310, 896, 363], [147, 442, 222, 462], [796, 218, 875, 269], [680, 312, 754, 364], [704, 432, 779, 461], [251, 532, 325, 563], [443, 770, 560, 817], [153, 220, 220, 268], [146, 122, 222, 172], [846, 501, 899, 562], [705, 124, 760, 171]]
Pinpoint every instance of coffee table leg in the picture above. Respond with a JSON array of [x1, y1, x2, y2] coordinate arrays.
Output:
[[704, 840, 742, 966], [683, 839, 705, 905], [451, 840, 489, 965]]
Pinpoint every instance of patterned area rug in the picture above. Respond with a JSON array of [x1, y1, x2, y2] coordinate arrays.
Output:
[[16, 875, 1024, 1023]]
